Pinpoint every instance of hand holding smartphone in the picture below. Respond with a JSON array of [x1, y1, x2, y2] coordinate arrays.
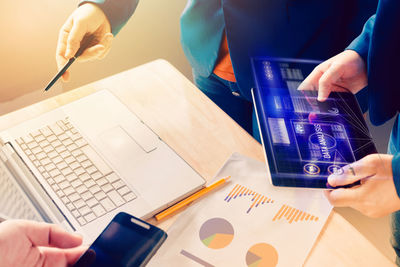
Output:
[[73, 212, 167, 267]]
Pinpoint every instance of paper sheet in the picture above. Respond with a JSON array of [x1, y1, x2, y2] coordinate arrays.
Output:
[[149, 153, 332, 267]]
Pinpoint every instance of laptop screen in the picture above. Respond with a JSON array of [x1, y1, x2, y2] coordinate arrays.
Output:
[[251, 57, 376, 188]]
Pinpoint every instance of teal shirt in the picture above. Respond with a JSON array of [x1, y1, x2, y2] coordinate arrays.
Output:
[[179, 0, 224, 77]]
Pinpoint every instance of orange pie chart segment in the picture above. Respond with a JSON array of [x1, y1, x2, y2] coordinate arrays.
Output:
[[199, 218, 234, 249], [246, 243, 278, 267]]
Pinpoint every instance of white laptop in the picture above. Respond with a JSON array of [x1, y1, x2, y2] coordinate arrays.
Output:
[[0, 89, 205, 242]]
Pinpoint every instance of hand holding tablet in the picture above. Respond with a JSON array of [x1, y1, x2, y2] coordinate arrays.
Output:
[[251, 57, 377, 188]]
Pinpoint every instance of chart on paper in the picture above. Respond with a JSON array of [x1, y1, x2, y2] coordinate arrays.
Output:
[[224, 184, 274, 214], [246, 243, 278, 267], [199, 218, 234, 249], [148, 153, 332, 267], [272, 204, 319, 224]]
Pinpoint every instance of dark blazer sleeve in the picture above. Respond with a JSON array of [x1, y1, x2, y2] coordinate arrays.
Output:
[[345, 14, 375, 114], [79, 0, 139, 35], [392, 154, 400, 198], [346, 14, 376, 63]]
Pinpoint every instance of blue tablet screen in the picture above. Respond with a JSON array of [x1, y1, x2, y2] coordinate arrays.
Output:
[[252, 58, 376, 188]]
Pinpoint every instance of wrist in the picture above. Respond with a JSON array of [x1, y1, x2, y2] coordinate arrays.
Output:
[[79, 2, 111, 32]]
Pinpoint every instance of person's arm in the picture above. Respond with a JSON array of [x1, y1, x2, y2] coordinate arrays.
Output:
[[298, 14, 376, 102], [56, 0, 139, 81], [79, 0, 139, 35], [346, 14, 376, 64], [392, 153, 400, 198]]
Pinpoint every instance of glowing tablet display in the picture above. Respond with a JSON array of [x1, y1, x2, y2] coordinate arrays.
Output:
[[252, 57, 376, 188]]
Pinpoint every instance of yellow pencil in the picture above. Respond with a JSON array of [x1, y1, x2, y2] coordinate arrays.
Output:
[[155, 176, 231, 221]]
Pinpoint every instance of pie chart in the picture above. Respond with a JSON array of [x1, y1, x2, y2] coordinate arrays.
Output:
[[199, 218, 234, 249], [246, 243, 278, 267]]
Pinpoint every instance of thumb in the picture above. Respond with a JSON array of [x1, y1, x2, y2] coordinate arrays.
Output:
[[318, 63, 345, 102], [65, 19, 87, 59], [324, 188, 359, 207], [40, 246, 87, 266]]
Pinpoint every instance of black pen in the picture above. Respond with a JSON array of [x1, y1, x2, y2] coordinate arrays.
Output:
[[44, 34, 97, 92]]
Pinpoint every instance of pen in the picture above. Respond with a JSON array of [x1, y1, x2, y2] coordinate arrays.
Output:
[[155, 176, 231, 221], [44, 34, 97, 92]]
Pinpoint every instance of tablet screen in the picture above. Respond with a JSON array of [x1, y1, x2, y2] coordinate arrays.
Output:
[[252, 58, 376, 188]]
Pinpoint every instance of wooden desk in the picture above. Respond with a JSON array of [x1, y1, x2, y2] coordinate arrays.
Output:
[[0, 60, 393, 266]]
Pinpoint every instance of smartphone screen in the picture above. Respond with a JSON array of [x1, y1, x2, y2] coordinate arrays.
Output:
[[73, 212, 167, 267]]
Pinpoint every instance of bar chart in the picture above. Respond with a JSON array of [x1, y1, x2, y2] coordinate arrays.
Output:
[[272, 204, 319, 224], [224, 184, 274, 213]]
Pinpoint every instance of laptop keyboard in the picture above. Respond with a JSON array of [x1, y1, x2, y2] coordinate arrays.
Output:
[[16, 118, 137, 226], [0, 159, 41, 221]]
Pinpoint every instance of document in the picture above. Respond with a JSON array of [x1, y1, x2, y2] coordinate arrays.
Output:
[[149, 153, 332, 267]]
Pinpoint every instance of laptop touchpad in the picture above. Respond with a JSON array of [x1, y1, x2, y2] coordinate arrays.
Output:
[[99, 126, 147, 166]]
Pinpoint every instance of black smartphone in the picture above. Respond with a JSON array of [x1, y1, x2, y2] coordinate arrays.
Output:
[[73, 212, 167, 267]]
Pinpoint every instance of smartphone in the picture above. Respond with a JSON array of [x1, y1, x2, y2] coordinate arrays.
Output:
[[73, 212, 167, 267]]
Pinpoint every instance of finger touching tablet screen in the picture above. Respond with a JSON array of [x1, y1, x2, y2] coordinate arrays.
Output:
[[251, 57, 377, 188]]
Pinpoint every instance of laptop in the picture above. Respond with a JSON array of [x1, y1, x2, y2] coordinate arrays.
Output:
[[0, 89, 205, 242], [251, 57, 377, 188]]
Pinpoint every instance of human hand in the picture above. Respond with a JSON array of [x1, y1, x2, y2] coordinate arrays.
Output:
[[298, 50, 368, 102], [325, 154, 400, 218], [56, 3, 114, 81], [0, 220, 85, 267]]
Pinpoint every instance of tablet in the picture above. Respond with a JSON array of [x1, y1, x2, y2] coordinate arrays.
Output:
[[251, 57, 377, 188]]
